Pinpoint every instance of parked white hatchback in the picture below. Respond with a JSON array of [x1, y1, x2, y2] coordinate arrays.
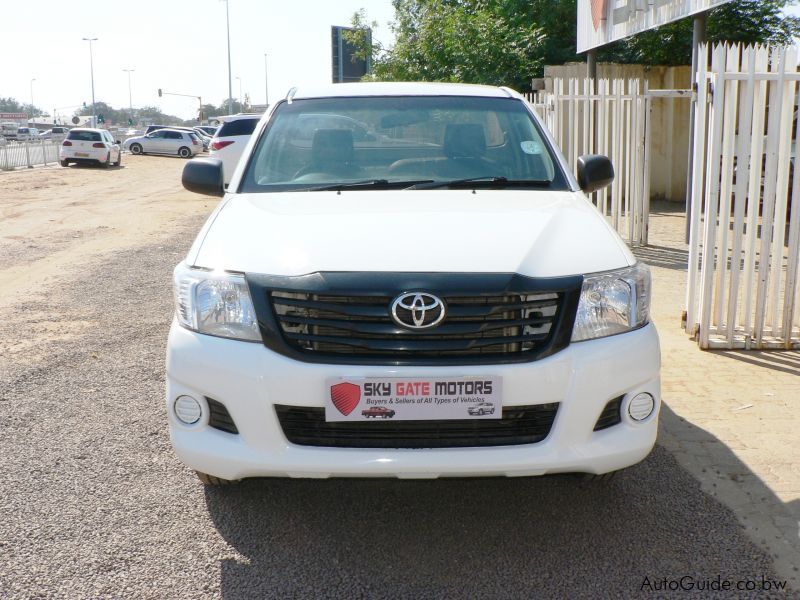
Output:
[[60, 128, 122, 167], [171, 82, 660, 486], [208, 114, 261, 184], [124, 128, 202, 158]]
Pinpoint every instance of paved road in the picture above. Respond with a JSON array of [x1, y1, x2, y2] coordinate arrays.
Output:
[[0, 208, 790, 598]]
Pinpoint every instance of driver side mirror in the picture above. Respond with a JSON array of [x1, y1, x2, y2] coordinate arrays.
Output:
[[577, 154, 614, 193], [182, 158, 225, 197]]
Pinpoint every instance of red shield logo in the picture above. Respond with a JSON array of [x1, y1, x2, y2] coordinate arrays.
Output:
[[590, 0, 606, 30], [330, 382, 361, 416]]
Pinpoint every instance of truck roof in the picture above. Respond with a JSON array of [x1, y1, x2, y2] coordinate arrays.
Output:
[[289, 82, 516, 101]]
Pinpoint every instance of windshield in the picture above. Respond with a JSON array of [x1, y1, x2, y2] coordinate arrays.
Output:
[[239, 95, 567, 193]]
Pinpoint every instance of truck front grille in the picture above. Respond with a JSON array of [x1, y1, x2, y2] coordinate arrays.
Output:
[[271, 291, 560, 358], [247, 272, 582, 365], [275, 403, 559, 448]]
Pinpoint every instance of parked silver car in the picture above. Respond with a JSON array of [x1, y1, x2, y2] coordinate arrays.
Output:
[[39, 126, 71, 141], [124, 128, 202, 158]]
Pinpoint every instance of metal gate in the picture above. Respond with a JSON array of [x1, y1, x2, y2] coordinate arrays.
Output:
[[685, 44, 800, 349], [528, 78, 651, 246]]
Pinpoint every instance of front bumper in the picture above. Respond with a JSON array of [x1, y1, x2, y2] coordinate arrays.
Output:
[[166, 322, 661, 480]]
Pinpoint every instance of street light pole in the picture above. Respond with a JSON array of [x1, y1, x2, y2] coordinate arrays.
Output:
[[29, 78, 36, 123], [82, 37, 98, 126], [221, 0, 233, 115], [264, 52, 269, 108], [236, 76, 242, 111], [122, 68, 135, 124]]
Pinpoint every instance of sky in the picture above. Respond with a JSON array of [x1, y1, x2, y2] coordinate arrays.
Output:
[[4, 1, 800, 122], [2, 0, 396, 121]]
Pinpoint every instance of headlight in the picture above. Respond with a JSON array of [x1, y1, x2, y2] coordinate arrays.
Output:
[[571, 263, 650, 342], [173, 262, 261, 342]]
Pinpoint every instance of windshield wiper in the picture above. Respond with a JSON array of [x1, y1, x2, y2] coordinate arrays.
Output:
[[308, 179, 434, 192], [408, 176, 552, 190]]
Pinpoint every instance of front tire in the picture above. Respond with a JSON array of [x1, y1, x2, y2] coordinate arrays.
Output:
[[178, 146, 192, 158], [59, 159, 69, 167], [582, 471, 620, 483], [195, 471, 235, 486], [130, 143, 143, 155]]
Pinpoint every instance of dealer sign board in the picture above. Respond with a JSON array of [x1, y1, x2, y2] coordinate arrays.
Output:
[[577, 0, 733, 53]]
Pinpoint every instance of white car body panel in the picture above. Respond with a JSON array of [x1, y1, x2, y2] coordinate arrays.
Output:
[[167, 321, 660, 480], [209, 114, 262, 184], [191, 191, 635, 277], [169, 82, 660, 481], [59, 128, 121, 164], [124, 130, 201, 157]]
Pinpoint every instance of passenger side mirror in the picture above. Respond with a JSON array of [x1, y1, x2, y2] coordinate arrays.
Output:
[[577, 154, 614, 193], [115, 140, 121, 145], [182, 158, 225, 197]]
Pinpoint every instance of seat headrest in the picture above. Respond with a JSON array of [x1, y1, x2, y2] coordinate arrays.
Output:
[[312, 129, 354, 165], [443, 124, 486, 159]]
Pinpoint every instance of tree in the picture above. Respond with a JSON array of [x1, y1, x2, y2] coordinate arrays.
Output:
[[604, 0, 800, 66], [353, 0, 800, 90], [0, 97, 44, 118], [75, 101, 196, 126], [353, 0, 545, 90]]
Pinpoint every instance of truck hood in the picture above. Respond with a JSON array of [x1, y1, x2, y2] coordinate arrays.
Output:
[[189, 190, 634, 278]]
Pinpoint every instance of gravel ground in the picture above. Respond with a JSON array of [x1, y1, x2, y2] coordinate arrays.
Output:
[[0, 212, 792, 599]]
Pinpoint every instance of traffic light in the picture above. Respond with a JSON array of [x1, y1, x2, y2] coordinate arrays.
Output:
[[128, 118, 133, 126], [158, 89, 162, 97], [97, 114, 105, 124]]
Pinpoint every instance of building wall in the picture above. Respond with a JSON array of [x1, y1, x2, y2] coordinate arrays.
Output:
[[543, 63, 692, 203]]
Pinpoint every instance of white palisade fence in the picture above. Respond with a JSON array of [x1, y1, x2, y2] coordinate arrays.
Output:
[[527, 78, 651, 247], [0, 140, 61, 170], [685, 44, 800, 349]]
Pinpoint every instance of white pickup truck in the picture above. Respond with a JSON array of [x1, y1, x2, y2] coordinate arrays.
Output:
[[171, 82, 661, 485]]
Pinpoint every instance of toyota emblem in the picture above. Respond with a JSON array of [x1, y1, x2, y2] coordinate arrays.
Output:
[[390, 292, 446, 329]]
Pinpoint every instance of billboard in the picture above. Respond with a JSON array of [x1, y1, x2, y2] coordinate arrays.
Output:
[[331, 25, 371, 83], [577, 0, 733, 53]]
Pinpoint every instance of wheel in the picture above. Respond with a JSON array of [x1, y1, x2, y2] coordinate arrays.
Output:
[[113, 151, 121, 167], [178, 146, 192, 158], [130, 143, 143, 155], [59, 159, 69, 167], [100, 152, 111, 168], [477, 409, 484, 415], [195, 471, 235, 486]]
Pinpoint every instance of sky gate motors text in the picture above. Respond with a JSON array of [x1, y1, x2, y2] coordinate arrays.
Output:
[[363, 380, 494, 397]]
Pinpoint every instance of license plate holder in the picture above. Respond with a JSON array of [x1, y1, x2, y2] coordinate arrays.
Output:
[[325, 376, 502, 422]]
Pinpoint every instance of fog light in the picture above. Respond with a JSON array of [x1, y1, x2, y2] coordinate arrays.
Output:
[[174, 395, 202, 424], [628, 393, 655, 421]]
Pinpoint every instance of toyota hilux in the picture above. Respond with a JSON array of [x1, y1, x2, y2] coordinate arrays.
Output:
[[170, 82, 660, 485]]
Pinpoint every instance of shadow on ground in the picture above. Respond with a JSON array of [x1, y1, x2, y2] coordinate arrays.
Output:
[[713, 350, 800, 377], [204, 404, 797, 599]]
